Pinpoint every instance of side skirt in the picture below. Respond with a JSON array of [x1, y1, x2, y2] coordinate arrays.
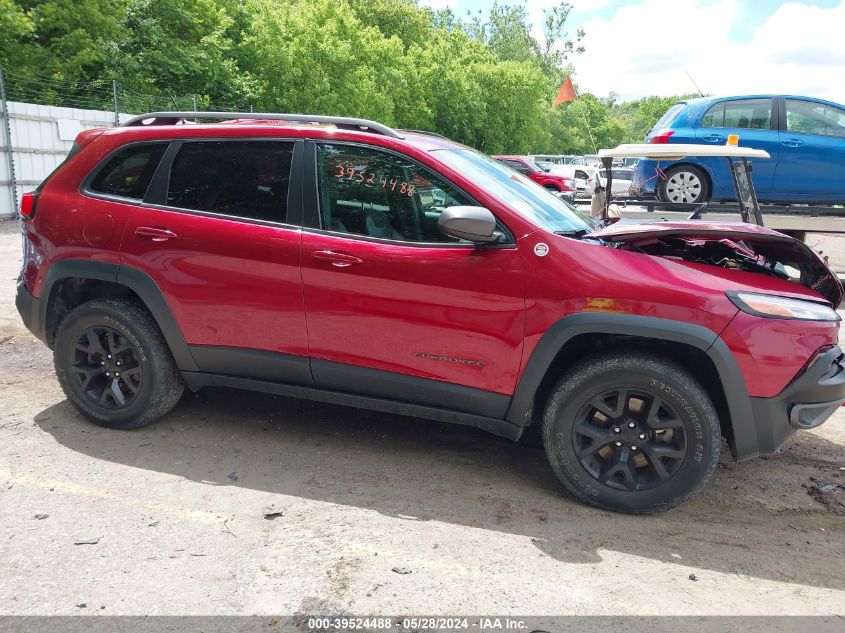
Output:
[[181, 371, 524, 441]]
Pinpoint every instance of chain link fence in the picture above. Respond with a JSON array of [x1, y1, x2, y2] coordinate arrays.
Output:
[[0, 63, 254, 217]]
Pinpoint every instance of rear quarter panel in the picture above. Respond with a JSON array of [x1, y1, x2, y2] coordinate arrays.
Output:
[[24, 134, 133, 297]]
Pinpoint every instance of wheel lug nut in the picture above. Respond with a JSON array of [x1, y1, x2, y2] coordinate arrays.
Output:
[[615, 441, 622, 447], [116, 361, 121, 366], [105, 372, 110, 377], [101, 361, 105, 366], [107, 355, 112, 359], [627, 422, 636, 429], [638, 433, 646, 440], [115, 372, 120, 377], [631, 445, 638, 451], [612, 426, 621, 433]]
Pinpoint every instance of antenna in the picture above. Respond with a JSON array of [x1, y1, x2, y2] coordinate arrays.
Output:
[[685, 70, 704, 97]]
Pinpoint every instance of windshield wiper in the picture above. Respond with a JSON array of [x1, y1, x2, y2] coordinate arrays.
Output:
[[554, 229, 589, 239]]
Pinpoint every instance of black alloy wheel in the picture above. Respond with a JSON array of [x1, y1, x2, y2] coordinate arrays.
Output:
[[71, 325, 142, 409], [572, 388, 686, 491], [54, 298, 184, 429], [542, 351, 720, 513]]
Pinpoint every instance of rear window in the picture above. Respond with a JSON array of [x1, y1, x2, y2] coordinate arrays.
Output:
[[166, 141, 294, 223], [88, 143, 168, 200], [650, 103, 686, 133]]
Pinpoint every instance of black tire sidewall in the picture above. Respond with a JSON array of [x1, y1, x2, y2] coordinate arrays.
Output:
[[544, 355, 720, 513], [55, 303, 162, 428], [658, 165, 710, 203]]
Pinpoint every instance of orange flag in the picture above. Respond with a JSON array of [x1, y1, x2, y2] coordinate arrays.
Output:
[[553, 77, 577, 106]]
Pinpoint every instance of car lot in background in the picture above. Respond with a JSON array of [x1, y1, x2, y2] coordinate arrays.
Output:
[[635, 94, 845, 203], [548, 164, 597, 197], [599, 167, 636, 196], [491, 155, 574, 192]]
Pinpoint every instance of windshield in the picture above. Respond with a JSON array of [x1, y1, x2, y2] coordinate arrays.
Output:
[[434, 148, 593, 234], [522, 158, 543, 172]]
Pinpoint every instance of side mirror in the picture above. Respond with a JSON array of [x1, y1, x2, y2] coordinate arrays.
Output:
[[438, 206, 498, 243]]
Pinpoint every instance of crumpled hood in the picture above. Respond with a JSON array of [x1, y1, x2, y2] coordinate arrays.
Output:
[[585, 221, 844, 307]]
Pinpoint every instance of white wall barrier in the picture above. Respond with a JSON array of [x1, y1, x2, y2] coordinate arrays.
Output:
[[0, 101, 129, 217]]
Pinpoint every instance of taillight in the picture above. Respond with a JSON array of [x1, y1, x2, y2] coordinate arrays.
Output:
[[648, 129, 675, 144], [19, 192, 37, 221]]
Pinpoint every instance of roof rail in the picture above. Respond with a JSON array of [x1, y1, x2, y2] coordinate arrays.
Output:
[[120, 112, 404, 139], [400, 129, 449, 140]]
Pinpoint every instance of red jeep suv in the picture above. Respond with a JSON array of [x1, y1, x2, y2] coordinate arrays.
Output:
[[15, 112, 845, 514]]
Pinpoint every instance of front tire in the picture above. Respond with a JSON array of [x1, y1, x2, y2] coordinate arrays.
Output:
[[542, 351, 720, 514], [657, 165, 710, 203], [54, 298, 184, 429]]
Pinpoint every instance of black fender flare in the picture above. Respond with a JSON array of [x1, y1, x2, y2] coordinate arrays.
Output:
[[39, 259, 198, 372], [505, 312, 759, 460]]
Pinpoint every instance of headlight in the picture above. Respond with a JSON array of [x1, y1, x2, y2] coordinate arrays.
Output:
[[727, 291, 840, 321]]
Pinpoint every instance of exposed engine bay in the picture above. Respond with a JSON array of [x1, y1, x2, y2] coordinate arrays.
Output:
[[584, 222, 844, 307], [624, 236, 794, 279]]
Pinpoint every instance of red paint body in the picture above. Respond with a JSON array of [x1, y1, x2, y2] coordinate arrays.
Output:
[[19, 122, 841, 403]]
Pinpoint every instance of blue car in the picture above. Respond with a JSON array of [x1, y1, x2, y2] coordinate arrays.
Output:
[[634, 95, 845, 204]]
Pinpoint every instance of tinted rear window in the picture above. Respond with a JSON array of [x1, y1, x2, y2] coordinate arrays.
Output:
[[89, 143, 168, 200], [651, 103, 686, 133], [167, 141, 294, 223]]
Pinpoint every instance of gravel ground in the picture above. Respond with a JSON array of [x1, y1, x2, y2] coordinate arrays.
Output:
[[0, 217, 843, 617]]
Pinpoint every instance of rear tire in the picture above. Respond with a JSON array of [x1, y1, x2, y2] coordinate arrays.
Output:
[[657, 165, 710, 203], [542, 351, 720, 514], [54, 298, 184, 429]]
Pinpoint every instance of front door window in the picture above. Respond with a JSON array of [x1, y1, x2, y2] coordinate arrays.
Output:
[[316, 143, 472, 243]]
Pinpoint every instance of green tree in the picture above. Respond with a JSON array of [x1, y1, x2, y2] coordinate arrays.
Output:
[[0, 0, 598, 156], [0, 0, 33, 67], [1, 0, 126, 107], [540, 2, 584, 76], [108, 0, 253, 110], [613, 94, 698, 142], [241, 0, 409, 123]]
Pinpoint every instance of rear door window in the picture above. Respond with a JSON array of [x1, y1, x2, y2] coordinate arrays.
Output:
[[88, 143, 168, 200], [785, 99, 845, 138], [700, 99, 772, 130], [166, 141, 294, 223]]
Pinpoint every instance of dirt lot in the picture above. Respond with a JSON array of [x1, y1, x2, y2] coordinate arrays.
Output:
[[0, 217, 844, 617]]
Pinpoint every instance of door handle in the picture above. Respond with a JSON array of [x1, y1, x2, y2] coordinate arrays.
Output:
[[312, 250, 364, 267], [701, 134, 725, 143], [781, 138, 804, 148], [135, 226, 177, 242]]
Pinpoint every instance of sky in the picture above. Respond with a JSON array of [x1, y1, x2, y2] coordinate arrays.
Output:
[[420, 0, 845, 104]]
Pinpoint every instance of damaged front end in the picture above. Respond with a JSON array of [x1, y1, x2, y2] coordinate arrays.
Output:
[[585, 221, 844, 307]]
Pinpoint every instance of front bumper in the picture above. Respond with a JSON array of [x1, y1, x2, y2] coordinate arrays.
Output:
[[15, 277, 45, 342], [749, 345, 845, 456]]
